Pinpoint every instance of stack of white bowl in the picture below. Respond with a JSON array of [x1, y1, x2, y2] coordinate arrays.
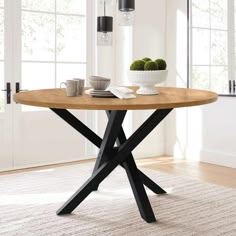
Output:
[[89, 76, 111, 91]]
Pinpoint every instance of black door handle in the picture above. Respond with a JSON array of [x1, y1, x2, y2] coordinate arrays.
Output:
[[16, 82, 28, 93], [1, 82, 11, 104]]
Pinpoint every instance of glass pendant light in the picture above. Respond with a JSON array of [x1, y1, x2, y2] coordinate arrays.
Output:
[[97, 1, 113, 46], [118, 0, 135, 26]]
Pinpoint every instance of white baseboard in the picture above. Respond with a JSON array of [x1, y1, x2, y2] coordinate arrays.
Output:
[[0, 151, 164, 172], [199, 149, 236, 169], [133, 151, 164, 159], [168, 145, 236, 169], [133, 141, 165, 159], [0, 146, 165, 172], [0, 156, 96, 172]]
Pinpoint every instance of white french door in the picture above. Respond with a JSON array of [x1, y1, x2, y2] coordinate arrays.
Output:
[[0, 0, 13, 170], [0, 0, 96, 171]]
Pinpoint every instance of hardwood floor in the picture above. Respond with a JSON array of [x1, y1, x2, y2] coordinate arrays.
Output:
[[136, 156, 236, 189], [1, 156, 236, 189]]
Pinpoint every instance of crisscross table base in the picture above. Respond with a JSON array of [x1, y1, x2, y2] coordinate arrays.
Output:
[[51, 108, 172, 223]]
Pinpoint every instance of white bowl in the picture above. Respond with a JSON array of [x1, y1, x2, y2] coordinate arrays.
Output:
[[127, 70, 168, 95], [89, 76, 111, 90]]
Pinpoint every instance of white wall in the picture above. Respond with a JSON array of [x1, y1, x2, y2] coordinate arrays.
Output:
[[166, 0, 236, 168], [133, 0, 166, 60]]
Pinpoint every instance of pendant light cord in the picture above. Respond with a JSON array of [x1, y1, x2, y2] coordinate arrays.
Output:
[[104, 0, 106, 16]]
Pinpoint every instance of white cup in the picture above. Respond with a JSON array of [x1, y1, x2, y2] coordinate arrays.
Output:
[[60, 80, 77, 97], [73, 79, 85, 96]]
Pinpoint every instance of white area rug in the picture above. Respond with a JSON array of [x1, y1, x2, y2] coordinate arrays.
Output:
[[0, 162, 236, 236]]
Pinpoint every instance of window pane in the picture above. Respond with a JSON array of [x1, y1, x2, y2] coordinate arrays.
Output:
[[191, 0, 231, 94], [57, 0, 86, 15], [211, 30, 227, 65], [57, 15, 86, 62], [22, 12, 55, 61], [192, 0, 210, 28], [192, 28, 210, 65], [56, 63, 86, 87], [0, 62, 4, 112], [22, 0, 55, 12], [22, 63, 55, 90], [210, 0, 227, 30], [0, 10, 4, 60], [192, 66, 210, 90], [22, 63, 54, 111], [211, 66, 228, 93], [0, 0, 3, 7]]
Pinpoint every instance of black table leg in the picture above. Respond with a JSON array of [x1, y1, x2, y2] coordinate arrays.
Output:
[[51, 108, 172, 223], [112, 111, 167, 195], [51, 108, 167, 194], [104, 111, 156, 222], [51, 109, 102, 148], [91, 110, 127, 190], [56, 110, 127, 215], [139, 170, 166, 194], [122, 155, 156, 223], [93, 110, 168, 194]]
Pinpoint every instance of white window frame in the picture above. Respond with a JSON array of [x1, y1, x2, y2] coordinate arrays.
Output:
[[189, 0, 235, 94]]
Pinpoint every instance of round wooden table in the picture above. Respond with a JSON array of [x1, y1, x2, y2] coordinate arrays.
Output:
[[14, 86, 217, 110], [14, 87, 218, 223]]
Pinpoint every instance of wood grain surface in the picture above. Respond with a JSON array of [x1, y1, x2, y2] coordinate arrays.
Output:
[[14, 87, 218, 110]]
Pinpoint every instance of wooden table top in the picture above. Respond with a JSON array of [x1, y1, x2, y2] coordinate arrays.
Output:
[[14, 87, 218, 110]]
